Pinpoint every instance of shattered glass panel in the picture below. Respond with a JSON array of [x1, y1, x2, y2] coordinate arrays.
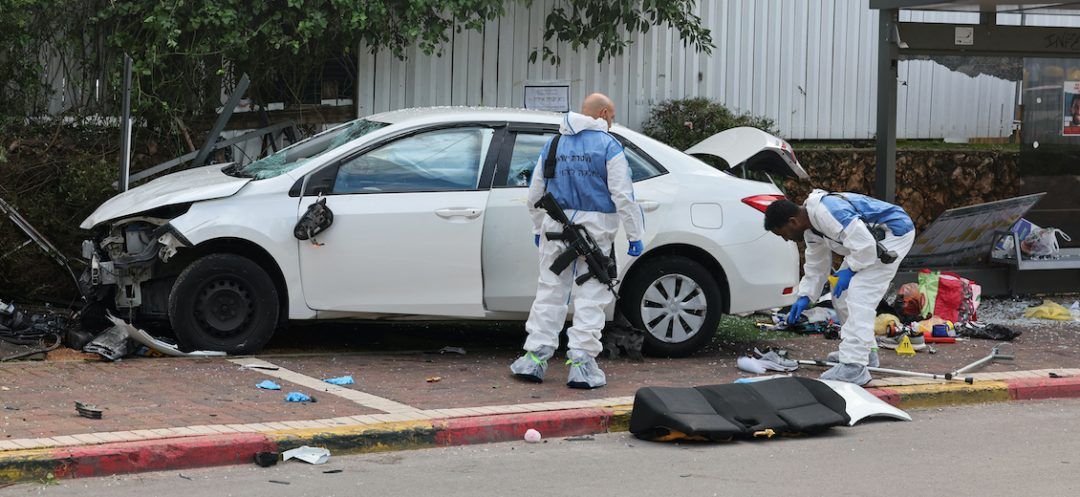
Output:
[[233, 119, 387, 180]]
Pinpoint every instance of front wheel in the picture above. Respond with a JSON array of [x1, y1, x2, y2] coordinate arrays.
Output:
[[168, 253, 279, 354], [619, 256, 724, 357]]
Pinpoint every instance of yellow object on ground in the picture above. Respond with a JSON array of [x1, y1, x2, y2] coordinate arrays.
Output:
[[874, 314, 901, 336], [1024, 300, 1073, 321], [895, 335, 916, 356], [917, 316, 952, 334]]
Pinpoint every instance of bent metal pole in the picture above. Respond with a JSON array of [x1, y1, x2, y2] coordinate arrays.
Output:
[[796, 360, 974, 384]]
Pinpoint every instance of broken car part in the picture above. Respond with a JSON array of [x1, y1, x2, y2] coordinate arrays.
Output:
[[105, 314, 225, 358], [82, 325, 130, 361], [282, 446, 330, 465], [75, 401, 103, 419], [293, 196, 334, 246], [817, 379, 912, 425], [0, 195, 83, 296]]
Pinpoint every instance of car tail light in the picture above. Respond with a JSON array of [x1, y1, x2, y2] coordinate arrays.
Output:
[[741, 194, 785, 213]]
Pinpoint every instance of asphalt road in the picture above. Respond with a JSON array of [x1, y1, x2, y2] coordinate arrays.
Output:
[[5, 399, 1079, 497]]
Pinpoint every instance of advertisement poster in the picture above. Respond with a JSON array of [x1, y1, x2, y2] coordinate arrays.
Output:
[[1064, 80, 1080, 136]]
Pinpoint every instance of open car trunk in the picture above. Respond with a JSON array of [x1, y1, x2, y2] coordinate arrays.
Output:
[[684, 127, 809, 181]]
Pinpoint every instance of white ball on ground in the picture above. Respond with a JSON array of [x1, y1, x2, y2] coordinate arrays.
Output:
[[524, 428, 541, 443]]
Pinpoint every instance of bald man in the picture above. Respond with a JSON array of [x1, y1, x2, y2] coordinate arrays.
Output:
[[510, 93, 645, 389]]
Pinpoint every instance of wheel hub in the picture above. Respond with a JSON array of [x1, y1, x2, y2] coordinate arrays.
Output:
[[194, 279, 252, 337], [640, 274, 708, 344]]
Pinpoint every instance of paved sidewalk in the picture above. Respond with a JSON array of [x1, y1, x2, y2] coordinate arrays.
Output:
[[2, 319, 1079, 484]]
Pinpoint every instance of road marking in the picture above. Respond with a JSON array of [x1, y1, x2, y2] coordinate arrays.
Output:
[[229, 358, 421, 414]]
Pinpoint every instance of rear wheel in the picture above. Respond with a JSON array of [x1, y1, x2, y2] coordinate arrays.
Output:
[[619, 256, 724, 357], [168, 253, 279, 354]]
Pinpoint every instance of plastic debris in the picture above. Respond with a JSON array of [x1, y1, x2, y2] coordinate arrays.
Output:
[[106, 314, 225, 358], [736, 356, 767, 374], [426, 376, 442, 383], [285, 392, 314, 403], [524, 429, 542, 443], [282, 446, 330, 465], [82, 325, 130, 361], [74, 401, 103, 419], [439, 346, 467, 355], [256, 380, 281, 390], [323, 375, 354, 385], [1023, 300, 1073, 321], [253, 451, 279, 467]]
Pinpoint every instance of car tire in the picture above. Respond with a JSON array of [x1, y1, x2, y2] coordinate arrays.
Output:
[[619, 256, 724, 357], [168, 253, 279, 354]]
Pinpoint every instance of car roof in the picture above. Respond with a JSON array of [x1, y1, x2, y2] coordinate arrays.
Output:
[[367, 106, 565, 126]]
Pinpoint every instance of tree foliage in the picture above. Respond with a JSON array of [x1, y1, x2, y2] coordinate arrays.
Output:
[[641, 97, 778, 153], [1, 0, 713, 133]]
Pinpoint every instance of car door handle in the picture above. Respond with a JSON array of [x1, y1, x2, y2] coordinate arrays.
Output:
[[435, 208, 483, 219], [639, 201, 660, 212]]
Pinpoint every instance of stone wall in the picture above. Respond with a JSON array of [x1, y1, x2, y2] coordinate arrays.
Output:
[[783, 149, 1021, 232]]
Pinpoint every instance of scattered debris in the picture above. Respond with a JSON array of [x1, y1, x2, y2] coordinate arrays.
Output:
[[178, 473, 193, 481], [253, 451, 279, 467], [256, 380, 281, 390], [323, 375, 354, 386], [426, 376, 442, 383], [285, 392, 315, 403], [1050, 372, 1072, 379], [438, 346, 467, 355], [0, 300, 70, 361], [268, 480, 291, 485], [82, 325, 129, 361], [736, 356, 767, 374], [956, 322, 1022, 341], [74, 401, 102, 419], [564, 435, 595, 442], [240, 364, 280, 371], [282, 446, 330, 465], [322, 469, 343, 474], [1024, 300, 1074, 321], [106, 314, 226, 358], [524, 429, 542, 443]]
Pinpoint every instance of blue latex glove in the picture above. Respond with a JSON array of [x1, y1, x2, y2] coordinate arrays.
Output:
[[323, 375, 354, 386], [285, 392, 313, 403], [786, 296, 810, 325], [627, 240, 644, 257], [832, 268, 856, 298], [256, 380, 281, 390], [534, 234, 541, 247]]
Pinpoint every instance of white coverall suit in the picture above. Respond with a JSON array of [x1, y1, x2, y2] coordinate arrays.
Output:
[[522, 112, 645, 357], [799, 189, 915, 366]]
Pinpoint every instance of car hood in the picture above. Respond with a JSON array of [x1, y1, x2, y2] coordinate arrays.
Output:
[[684, 127, 809, 180], [80, 165, 251, 229]]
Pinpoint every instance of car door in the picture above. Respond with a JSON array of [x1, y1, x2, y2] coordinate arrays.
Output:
[[298, 125, 503, 317], [481, 127, 668, 313]]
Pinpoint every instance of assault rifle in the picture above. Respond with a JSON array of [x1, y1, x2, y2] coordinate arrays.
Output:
[[534, 192, 618, 293]]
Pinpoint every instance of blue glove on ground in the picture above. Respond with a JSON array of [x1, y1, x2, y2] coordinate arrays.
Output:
[[534, 234, 541, 247], [628, 240, 644, 257], [786, 296, 810, 325], [832, 268, 856, 298]]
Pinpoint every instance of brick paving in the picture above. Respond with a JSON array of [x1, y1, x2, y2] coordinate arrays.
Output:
[[1, 319, 1077, 443]]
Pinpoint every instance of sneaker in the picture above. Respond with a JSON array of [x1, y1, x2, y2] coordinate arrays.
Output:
[[820, 363, 872, 386], [827, 348, 880, 368], [510, 346, 555, 383], [753, 347, 799, 372], [877, 333, 926, 351], [566, 349, 606, 389]]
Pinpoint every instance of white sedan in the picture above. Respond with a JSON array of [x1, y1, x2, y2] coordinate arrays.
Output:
[[80, 107, 803, 356]]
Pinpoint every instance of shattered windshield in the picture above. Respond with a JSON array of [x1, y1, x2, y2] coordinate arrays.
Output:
[[228, 119, 388, 179]]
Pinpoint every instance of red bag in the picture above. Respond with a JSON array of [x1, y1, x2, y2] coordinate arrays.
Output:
[[933, 272, 975, 323]]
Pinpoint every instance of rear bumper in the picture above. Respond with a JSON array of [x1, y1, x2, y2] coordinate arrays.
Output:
[[715, 234, 799, 314]]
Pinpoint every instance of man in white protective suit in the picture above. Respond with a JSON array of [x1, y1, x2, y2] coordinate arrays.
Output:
[[509, 93, 645, 389], [763, 190, 915, 385]]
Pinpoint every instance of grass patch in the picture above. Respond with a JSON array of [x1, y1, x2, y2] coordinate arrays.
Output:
[[713, 314, 802, 343]]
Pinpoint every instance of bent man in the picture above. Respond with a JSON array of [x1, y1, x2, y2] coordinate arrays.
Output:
[[764, 190, 915, 385]]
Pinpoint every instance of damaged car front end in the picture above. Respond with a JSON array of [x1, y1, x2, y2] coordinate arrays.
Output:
[[81, 205, 193, 319]]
